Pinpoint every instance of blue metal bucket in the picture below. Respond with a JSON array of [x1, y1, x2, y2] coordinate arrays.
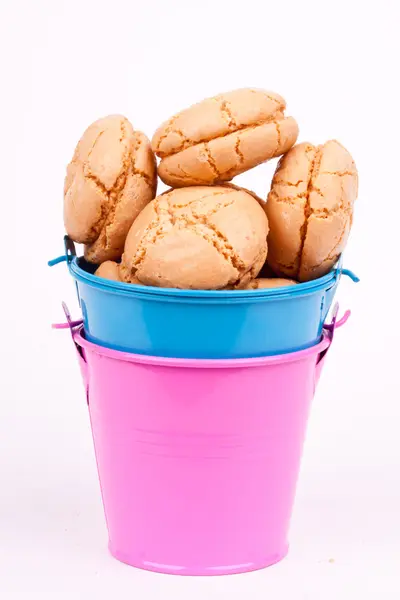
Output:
[[49, 238, 358, 359]]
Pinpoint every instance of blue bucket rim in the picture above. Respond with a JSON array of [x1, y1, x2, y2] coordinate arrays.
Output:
[[63, 256, 358, 302]]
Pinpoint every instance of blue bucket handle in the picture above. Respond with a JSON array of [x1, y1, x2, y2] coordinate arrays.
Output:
[[48, 236, 76, 267], [49, 238, 360, 287], [340, 268, 359, 283], [333, 257, 360, 283]]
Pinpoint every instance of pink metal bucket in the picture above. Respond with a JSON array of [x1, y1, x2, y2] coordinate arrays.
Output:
[[55, 305, 349, 576]]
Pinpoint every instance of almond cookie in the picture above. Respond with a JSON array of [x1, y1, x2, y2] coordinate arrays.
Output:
[[95, 260, 122, 281], [120, 185, 268, 290], [95, 260, 142, 284], [64, 115, 157, 263], [240, 277, 298, 290], [266, 140, 358, 281], [152, 89, 299, 187]]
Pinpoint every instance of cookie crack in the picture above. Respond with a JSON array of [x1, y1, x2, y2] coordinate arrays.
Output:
[[273, 119, 282, 155], [268, 189, 307, 205], [312, 206, 352, 219], [87, 121, 134, 249], [130, 137, 155, 188], [130, 163, 155, 187], [124, 191, 238, 279], [203, 143, 221, 180], [177, 163, 196, 179], [162, 164, 208, 185], [124, 192, 248, 283], [319, 170, 357, 177], [190, 228, 243, 277], [310, 253, 341, 272], [296, 164, 352, 276], [188, 220, 245, 274], [83, 172, 110, 199], [154, 112, 192, 157], [310, 168, 351, 222], [131, 136, 149, 182], [160, 113, 284, 158], [154, 115, 179, 152], [272, 179, 305, 187], [86, 120, 130, 195], [67, 129, 109, 242], [87, 128, 105, 160], [169, 190, 233, 209], [273, 259, 298, 273], [124, 198, 169, 277], [324, 223, 348, 260], [220, 99, 237, 129], [306, 224, 347, 274], [327, 238, 346, 261], [248, 246, 268, 278], [296, 146, 322, 277], [190, 198, 236, 221], [234, 136, 245, 164], [189, 201, 248, 276], [262, 92, 285, 108]]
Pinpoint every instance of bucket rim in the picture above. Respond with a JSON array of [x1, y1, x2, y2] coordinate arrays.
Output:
[[73, 326, 331, 369], [68, 256, 345, 302]]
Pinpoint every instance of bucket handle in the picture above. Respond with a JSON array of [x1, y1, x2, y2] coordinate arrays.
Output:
[[52, 302, 88, 403], [319, 302, 350, 363], [340, 268, 359, 282], [322, 302, 350, 336], [49, 238, 360, 284], [48, 236, 77, 267], [315, 303, 350, 390], [332, 256, 359, 283], [53, 300, 350, 401]]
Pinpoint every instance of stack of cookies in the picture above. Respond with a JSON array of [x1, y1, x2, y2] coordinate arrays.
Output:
[[63, 88, 358, 291]]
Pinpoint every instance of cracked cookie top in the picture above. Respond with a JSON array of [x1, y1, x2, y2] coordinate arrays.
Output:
[[64, 115, 157, 263], [266, 140, 358, 281], [151, 89, 299, 187], [120, 185, 269, 290], [237, 277, 298, 290]]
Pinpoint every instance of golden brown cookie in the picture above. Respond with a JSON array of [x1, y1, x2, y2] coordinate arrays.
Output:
[[95, 260, 142, 284], [240, 277, 298, 290], [266, 140, 358, 281], [95, 260, 122, 281], [64, 115, 157, 263], [152, 89, 299, 187], [120, 185, 268, 290]]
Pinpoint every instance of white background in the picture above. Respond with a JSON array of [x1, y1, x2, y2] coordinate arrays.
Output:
[[1, 1, 400, 598]]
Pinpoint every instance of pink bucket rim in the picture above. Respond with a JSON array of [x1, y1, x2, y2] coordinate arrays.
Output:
[[72, 327, 331, 369]]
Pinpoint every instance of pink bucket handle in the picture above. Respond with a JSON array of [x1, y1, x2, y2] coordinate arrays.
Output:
[[315, 303, 350, 389], [52, 301, 83, 331], [52, 303, 88, 403], [53, 301, 350, 401], [52, 320, 83, 329], [321, 302, 350, 348]]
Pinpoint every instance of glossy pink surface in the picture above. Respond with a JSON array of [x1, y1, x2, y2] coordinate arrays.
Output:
[[72, 330, 332, 575]]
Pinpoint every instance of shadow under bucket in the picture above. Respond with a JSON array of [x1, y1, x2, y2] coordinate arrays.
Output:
[[55, 305, 349, 575]]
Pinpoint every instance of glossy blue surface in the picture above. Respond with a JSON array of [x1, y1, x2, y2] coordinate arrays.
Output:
[[62, 257, 358, 359]]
